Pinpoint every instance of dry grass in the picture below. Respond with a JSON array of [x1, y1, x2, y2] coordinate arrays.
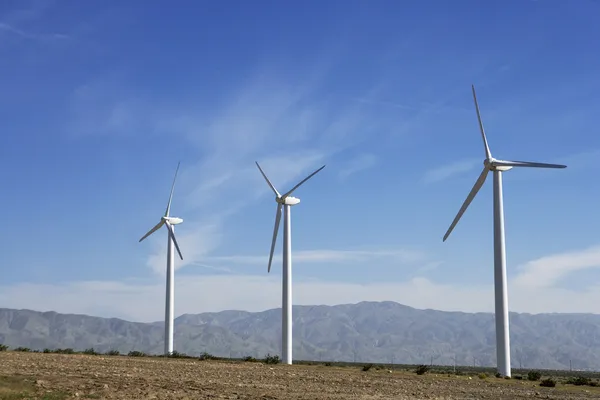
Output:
[[1, 351, 599, 399]]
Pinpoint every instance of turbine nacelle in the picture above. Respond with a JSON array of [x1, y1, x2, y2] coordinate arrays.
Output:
[[163, 216, 184, 225], [484, 158, 513, 172], [277, 196, 300, 206]]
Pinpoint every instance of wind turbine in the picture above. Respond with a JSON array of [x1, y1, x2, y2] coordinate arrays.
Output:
[[442, 85, 566, 377], [255, 161, 325, 365], [139, 162, 184, 356]]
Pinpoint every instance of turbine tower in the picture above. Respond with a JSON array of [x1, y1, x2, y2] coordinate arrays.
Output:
[[139, 162, 184, 356], [442, 85, 566, 377], [255, 161, 325, 365]]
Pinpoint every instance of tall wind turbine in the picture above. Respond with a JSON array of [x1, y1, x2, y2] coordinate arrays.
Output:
[[255, 161, 325, 365], [139, 162, 184, 356], [442, 85, 566, 377]]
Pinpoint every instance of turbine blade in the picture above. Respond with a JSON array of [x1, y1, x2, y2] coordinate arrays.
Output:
[[165, 221, 184, 260], [139, 220, 165, 242], [255, 162, 281, 197], [268, 204, 283, 273], [282, 165, 326, 199], [493, 159, 567, 169], [443, 166, 489, 242], [165, 161, 181, 217], [472, 85, 492, 159]]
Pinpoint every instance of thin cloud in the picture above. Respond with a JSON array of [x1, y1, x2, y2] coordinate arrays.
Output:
[[422, 158, 480, 184], [338, 153, 378, 180], [513, 245, 600, 289], [203, 248, 427, 266]]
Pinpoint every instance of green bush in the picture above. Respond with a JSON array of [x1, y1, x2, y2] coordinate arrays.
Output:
[[0, 344, 8, 351], [14, 347, 31, 352], [478, 373, 488, 379], [324, 362, 332, 366], [83, 348, 98, 355], [263, 354, 280, 364], [127, 350, 146, 357], [513, 375, 523, 380], [415, 365, 430, 375], [540, 378, 556, 387], [527, 370, 542, 381], [198, 352, 218, 360], [105, 350, 120, 356], [362, 363, 373, 372], [243, 356, 257, 362], [566, 376, 591, 386], [55, 348, 75, 354]]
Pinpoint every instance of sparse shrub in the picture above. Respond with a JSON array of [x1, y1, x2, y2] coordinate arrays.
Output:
[[263, 354, 280, 364], [478, 373, 488, 379], [0, 344, 8, 351], [540, 378, 556, 387], [105, 350, 120, 356], [513, 375, 523, 380], [415, 365, 430, 375], [494, 372, 501, 378], [566, 376, 591, 386], [590, 380, 599, 387], [83, 347, 98, 355], [43, 348, 52, 353], [527, 370, 541, 381], [324, 362, 332, 366], [55, 348, 75, 354], [243, 356, 257, 362], [504, 376, 511, 380], [127, 350, 146, 357], [14, 347, 31, 352], [198, 352, 218, 360], [362, 363, 373, 372]]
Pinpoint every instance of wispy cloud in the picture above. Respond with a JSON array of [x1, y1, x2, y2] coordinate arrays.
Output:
[[203, 248, 427, 267], [513, 245, 600, 289], [68, 69, 404, 276], [0, 22, 69, 41], [338, 153, 378, 180], [422, 158, 480, 184]]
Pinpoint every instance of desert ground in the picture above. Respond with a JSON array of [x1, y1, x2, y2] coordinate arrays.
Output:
[[2, 352, 600, 399]]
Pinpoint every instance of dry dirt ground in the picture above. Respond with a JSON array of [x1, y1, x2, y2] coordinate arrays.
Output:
[[1, 352, 600, 400]]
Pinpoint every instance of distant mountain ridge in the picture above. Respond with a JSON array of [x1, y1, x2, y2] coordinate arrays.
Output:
[[1, 301, 600, 370]]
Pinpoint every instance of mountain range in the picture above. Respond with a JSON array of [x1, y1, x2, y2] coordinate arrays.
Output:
[[1, 301, 600, 371]]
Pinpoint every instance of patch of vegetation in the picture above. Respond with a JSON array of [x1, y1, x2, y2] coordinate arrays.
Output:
[[513, 375, 523, 380], [39, 391, 70, 400], [105, 350, 120, 356], [242, 356, 257, 362], [53, 348, 74, 354], [13, 347, 31, 353], [82, 348, 98, 355], [127, 350, 146, 357], [324, 362, 332, 366], [263, 354, 280, 364], [168, 351, 191, 359], [0, 375, 35, 399], [415, 365, 430, 375], [527, 370, 542, 381], [478, 373, 488, 379], [0, 344, 7, 352], [362, 363, 373, 372], [564, 376, 599, 387], [198, 352, 219, 360], [540, 378, 556, 387]]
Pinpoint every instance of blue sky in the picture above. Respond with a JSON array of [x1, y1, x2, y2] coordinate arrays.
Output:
[[1, 0, 600, 322]]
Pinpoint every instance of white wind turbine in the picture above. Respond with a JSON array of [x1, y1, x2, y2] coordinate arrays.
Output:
[[255, 161, 326, 365], [442, 85, 566, 377], [139, 162, 184, 356]]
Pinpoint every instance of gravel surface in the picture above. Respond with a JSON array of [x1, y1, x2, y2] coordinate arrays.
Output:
[[1, 352, 599, 399]]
